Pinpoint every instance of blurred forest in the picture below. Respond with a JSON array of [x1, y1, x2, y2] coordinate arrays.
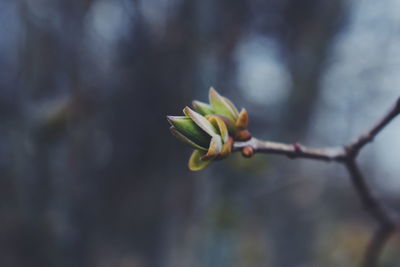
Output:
[[1, 0, 400, 266]]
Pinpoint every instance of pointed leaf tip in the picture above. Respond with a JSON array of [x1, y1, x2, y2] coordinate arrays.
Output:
[[209, 86, 217, 95], [166, 115, 184, 125], [235, 108, 249, 130]]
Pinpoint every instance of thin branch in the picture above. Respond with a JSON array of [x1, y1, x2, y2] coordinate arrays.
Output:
[[346, 97, 400, 156], [233, 97, 400, 267], [233, 138, 346, 162], [344, 158, 393, 226], [344, 158, 397, 266]]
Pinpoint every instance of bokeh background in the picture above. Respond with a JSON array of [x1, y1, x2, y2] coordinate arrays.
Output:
[[1, 0, 400, 266]]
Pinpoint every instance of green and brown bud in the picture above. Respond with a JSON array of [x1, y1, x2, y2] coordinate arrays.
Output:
[[167, 87, 252, 171], [167, 107, 233, 171]]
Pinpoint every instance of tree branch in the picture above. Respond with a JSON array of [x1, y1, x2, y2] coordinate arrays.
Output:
[[233, 97, 400, 267], [346, 97, 400, 157], [344, 158, 396, 267], [344, 158, 394, 226], [233, 138, 346, 162]]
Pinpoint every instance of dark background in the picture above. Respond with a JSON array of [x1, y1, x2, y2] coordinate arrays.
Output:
[[1, 0, 400, 266]]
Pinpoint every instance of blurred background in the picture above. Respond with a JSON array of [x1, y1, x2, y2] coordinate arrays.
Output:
[[1, 0, 400, 266]]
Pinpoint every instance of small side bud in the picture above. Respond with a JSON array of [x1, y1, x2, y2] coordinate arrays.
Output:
[[293, 143, 302, 152], [241, 146, 254, 158], [235, 130, 252, 141], [235, 108, 249, 130]]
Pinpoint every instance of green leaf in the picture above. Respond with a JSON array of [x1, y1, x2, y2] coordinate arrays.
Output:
[[188, 150, 212, 171], [192, 100, 215, 115], [169, 127, 208, 151], [223, 97, 239, 118], [183, 107, 218, 137], [209, 87, 238, 121], [167, 116, 211, 148]]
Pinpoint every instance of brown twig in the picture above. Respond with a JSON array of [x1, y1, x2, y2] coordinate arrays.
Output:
[[344, 158, 397, 267], [233, 138, 347, 162], [346, 97, 400, 157], [233, 97, 400, 267], [344, 158, 394, 227]]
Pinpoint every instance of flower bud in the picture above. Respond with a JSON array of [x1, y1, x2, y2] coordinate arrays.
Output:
[[168, 106, 234, 171], [168, 87, 253, 171]]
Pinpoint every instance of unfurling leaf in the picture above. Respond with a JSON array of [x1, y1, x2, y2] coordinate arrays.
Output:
[[167, 116, 210, 148], [206, 115, 229, 143], [183, 106, 217, 137], [222, 97, 239, 118], [201, 135, 223, 160], [209, 87, 238, 121], [169, 127, 208, 151], [192, 100, 215, 115], [189, 150, 212, 171]]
